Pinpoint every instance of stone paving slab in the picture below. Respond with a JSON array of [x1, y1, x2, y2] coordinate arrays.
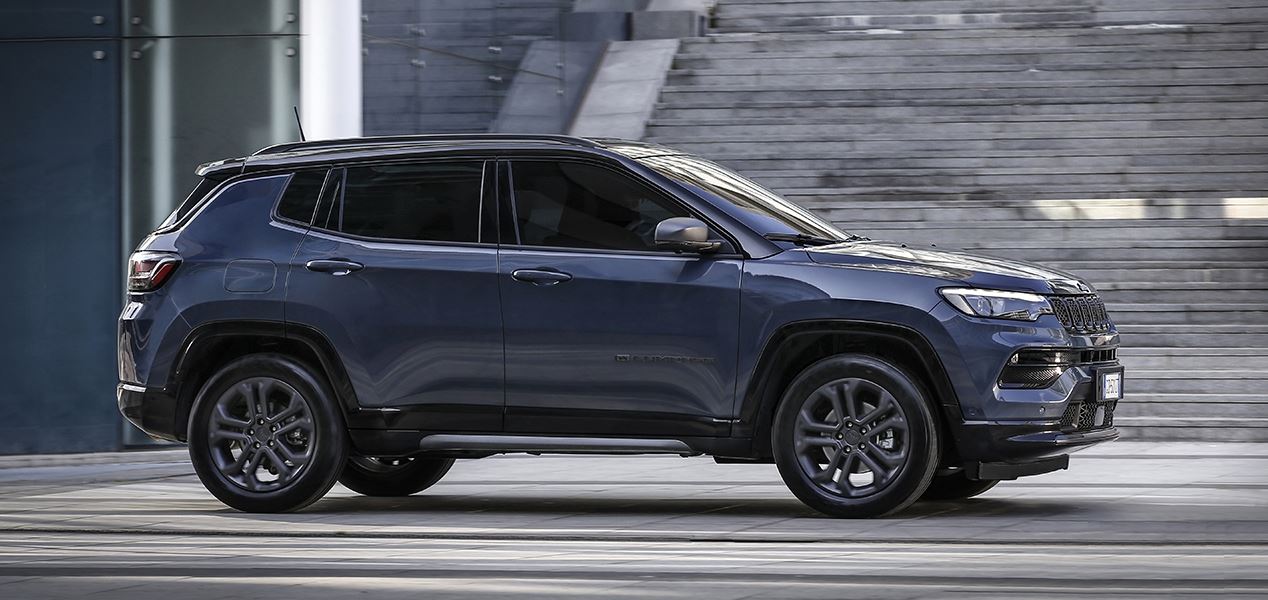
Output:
[[0, 442, 1265, 597], [1, 442, 1266, 544]]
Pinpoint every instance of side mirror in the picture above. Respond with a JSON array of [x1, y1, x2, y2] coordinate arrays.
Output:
[[654, 217, 722, 253]]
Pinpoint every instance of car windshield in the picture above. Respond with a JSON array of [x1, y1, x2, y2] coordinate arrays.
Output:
[[635, 153, 852, 241]]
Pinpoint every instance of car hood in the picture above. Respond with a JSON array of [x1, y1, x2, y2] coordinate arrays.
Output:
[[805, 240, 1095, 295]]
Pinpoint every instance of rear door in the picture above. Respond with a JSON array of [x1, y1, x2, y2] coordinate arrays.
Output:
[[497, 158, 743, 437], [285, 158, 504, 431]]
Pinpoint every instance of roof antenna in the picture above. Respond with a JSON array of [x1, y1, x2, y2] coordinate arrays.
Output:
[[293, 106, 306, 142]]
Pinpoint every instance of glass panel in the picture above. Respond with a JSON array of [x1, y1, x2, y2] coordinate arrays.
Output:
[[509, 161, 689, 251], [276, 170, 330, 225], [122, 0, 298, 37], [338, 162, 485, 243], [122, 27, 300, 255], [636, 154, 852, 240], [0, 38, 121, 453]]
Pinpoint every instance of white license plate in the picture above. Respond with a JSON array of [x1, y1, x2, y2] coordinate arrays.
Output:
[[1101, 371, 1122, 401]]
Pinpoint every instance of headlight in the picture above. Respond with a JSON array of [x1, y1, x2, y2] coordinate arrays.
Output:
[[939, 287, 1053, 322]]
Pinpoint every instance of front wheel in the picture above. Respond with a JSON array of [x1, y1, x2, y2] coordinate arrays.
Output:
[[772, 354, 940, 518], [339, 456, 454, 497], [187, 354, 348, 513]]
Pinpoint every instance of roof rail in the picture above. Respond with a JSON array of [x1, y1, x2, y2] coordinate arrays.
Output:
[[252, 133, 600, 156]]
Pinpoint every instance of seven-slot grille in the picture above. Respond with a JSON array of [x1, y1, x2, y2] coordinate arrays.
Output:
[[1048, 294, 1112, 333]]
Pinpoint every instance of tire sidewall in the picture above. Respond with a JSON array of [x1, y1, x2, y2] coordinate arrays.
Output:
[[187, 353, 348, 513], [772, 354, 940, 518]]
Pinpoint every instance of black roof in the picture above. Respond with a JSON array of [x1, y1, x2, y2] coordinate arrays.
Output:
[[197, 134, 683, 179], [251, 133, 603, 156]]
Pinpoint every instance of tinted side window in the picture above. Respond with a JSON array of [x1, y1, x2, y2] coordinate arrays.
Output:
[[509, 161, 688, 251], [337, 161, 484, 243], [276, 169, 329, 224], [157, 177, 218, 230]]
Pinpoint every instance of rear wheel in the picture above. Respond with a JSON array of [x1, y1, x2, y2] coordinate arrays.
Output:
[[187, 354, 347, 513], [772, 354, 939, 518], [921, 471, 999, 501], [339, 456, 454, 497]]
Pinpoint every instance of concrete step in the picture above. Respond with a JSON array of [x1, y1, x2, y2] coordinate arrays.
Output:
[[647, 117, 1268, 140], [672, 48, 1268, 71], [664, 66, 1268, 88], [669, 54, 1262, 76], [683, 25, 1268, 55], [656, 99, 1268, 121], [650, 112, 1268, 129], [705, 146, 1268, 167], [961, 240, 1268, 262], [1095, 283, 1268, 304], [1115, 398, 1268, 419], [659, 80, 1268, 102], [1120, 349, 1268, 369], [1117, 324, 1268, 348], [715, 0, 1268, 18], [654, 136, 1268, 158], [1114, 417, 1268, 441], [1118, 370, 1268, 394], [755, 171, 1268, 192], [1066, 268, 1268, 284], [806, 197, 1268, 221], [849, 219, 1268, 242], [711, 8, 1268, 33]]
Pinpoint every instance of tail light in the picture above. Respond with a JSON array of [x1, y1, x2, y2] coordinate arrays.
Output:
[[127, 251, 181, 292]]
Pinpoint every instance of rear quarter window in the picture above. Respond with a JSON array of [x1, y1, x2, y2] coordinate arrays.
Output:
[[275, 170, 329, 225]]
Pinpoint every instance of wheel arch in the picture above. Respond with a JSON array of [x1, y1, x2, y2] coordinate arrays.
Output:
[[735, 320, 961, 461], [167, 320, 359, 442]]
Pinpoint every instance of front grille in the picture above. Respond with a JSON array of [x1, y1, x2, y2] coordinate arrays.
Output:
[[1049, 294, 1112, 334], [1080, 348, 1117, 363], [1061, 400, 1116, 433]]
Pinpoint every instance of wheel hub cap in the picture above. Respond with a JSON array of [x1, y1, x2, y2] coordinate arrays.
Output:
[[206, 376, 315, 493], [791, 377, 911, 498]]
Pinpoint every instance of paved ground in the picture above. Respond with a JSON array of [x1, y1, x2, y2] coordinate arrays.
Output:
[[0, 442, 1265, 598]]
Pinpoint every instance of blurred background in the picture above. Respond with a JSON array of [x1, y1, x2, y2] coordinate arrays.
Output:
[[1, 0, 1264, 455]]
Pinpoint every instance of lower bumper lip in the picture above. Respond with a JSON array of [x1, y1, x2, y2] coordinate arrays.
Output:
[[1006, 427, 1121, 446]]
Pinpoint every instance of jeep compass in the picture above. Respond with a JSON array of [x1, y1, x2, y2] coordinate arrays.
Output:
[[118, 134, 1121, 517]]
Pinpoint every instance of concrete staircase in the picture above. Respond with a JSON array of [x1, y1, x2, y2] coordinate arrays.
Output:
[[363, 0, 569, 135], [644, 0, 1268, 440]]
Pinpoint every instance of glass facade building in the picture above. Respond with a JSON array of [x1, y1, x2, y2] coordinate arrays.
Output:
[[0, 1, 302, 453]]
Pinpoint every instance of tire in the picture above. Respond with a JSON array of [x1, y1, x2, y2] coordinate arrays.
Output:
[[187, 353, 348, 513], [772, 354, 940, 518], [921, 471, 999, 501], [339, 456, 455, 497]]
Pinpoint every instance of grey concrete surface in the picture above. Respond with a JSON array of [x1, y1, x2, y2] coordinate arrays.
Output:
[[0, 442, 1266, 598]]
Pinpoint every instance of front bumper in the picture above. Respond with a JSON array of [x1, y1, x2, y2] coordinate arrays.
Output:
[[953, 418, 1119, 476], [117, 383, 182, 442]]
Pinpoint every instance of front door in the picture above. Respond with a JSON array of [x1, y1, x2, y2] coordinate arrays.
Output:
[[497, 158, 742, 437], [285, 159, 503, 431]]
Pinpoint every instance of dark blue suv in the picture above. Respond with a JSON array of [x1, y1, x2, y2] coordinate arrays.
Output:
[[118, 134, 1122, 517]]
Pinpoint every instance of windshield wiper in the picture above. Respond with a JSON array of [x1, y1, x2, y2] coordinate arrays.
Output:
[[764, 232, 862, 246]]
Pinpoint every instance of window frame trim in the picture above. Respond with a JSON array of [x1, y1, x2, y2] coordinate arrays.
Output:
[[496, 155, 742, 258], [270, 167, 336, 230]]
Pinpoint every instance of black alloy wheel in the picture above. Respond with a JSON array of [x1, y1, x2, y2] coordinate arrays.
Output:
[[773, 354, 939, 518], [188, 354, 347, 513]]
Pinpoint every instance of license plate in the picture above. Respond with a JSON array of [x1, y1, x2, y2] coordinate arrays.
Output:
[[1099, 369, 1123, 401]]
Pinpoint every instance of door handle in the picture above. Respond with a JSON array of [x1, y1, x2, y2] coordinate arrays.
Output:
[[511, 268, 572, 286], [305, 259, 363, 276]]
